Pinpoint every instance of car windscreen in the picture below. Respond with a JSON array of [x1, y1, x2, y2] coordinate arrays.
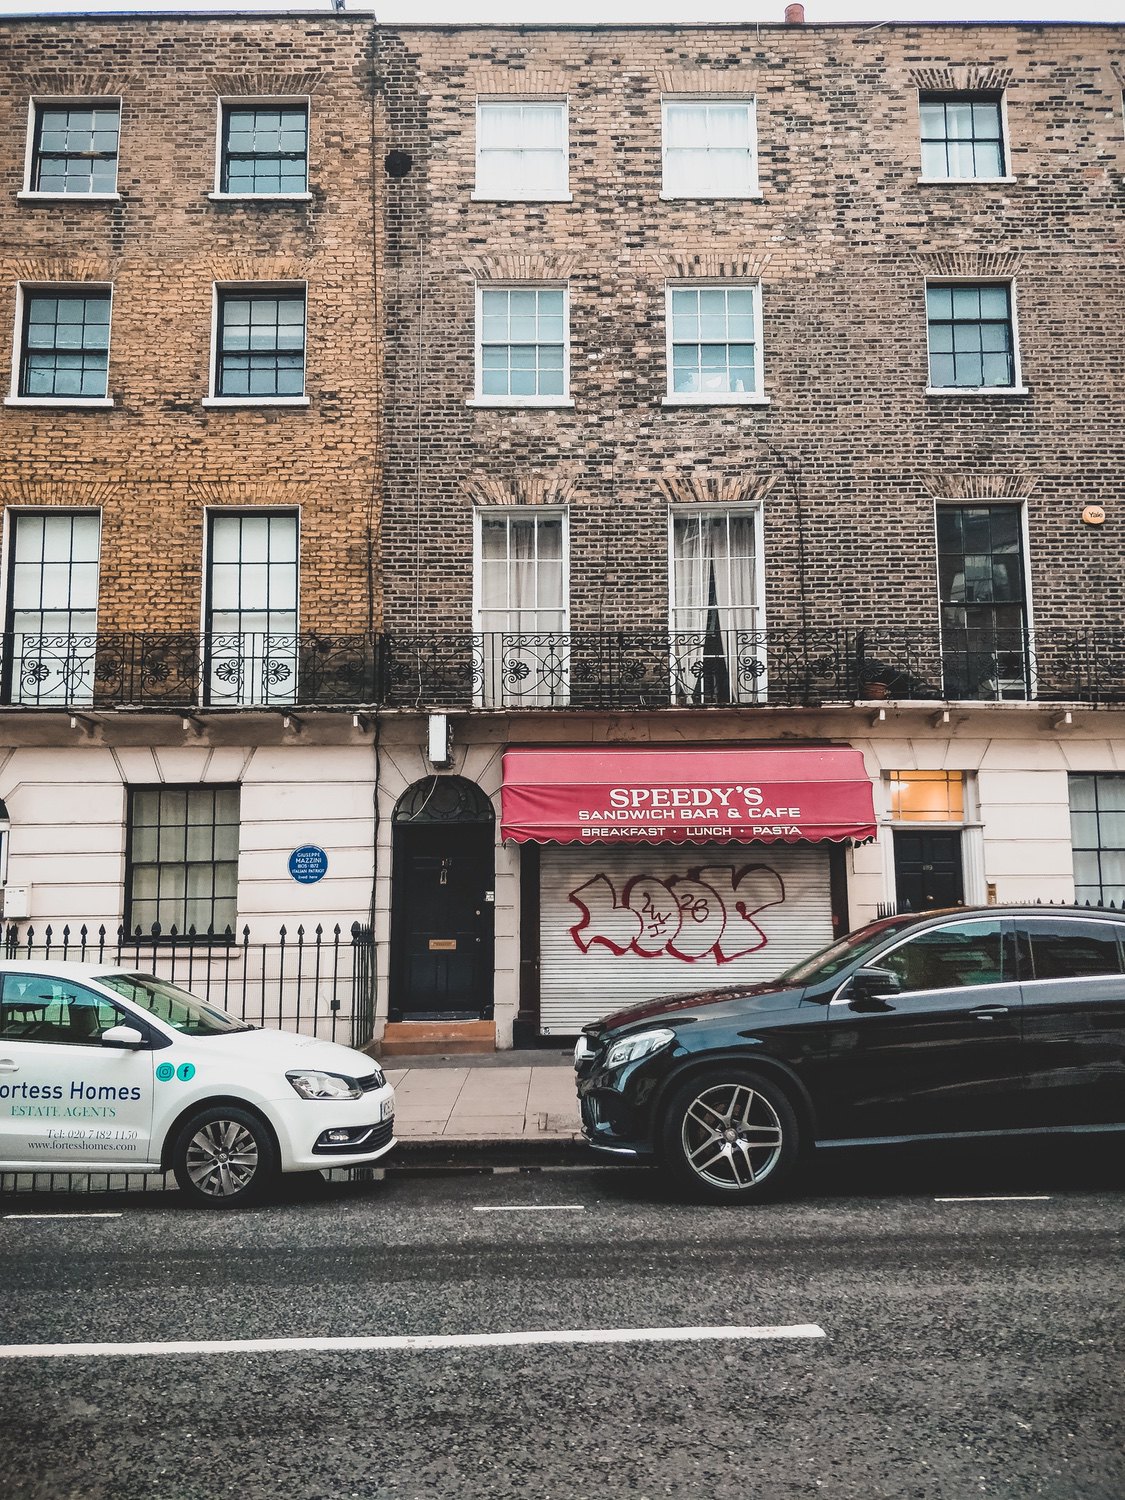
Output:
[[778, 916, 919, 987], [98, 974, 252, 1036]]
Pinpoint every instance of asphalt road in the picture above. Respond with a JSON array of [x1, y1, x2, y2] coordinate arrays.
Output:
[[1, 1141, 1122, 1500]]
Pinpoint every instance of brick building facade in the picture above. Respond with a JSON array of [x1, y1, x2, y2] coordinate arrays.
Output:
[[0, 13, 384, 1041], [374, 20, 1125, 1047], [0, 12, 1122, 1050]]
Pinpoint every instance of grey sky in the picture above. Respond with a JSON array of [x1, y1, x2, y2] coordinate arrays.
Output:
[[0, 0, 1122, 23]]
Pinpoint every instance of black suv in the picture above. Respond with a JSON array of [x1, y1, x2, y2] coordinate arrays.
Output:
[[573, 906, 1125, 1202]]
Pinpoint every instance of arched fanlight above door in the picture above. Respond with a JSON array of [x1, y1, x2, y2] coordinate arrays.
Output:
[[393, 776, 494, 825]]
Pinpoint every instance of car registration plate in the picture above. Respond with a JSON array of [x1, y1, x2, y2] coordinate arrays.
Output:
[[381, 1097, 394, 1122]]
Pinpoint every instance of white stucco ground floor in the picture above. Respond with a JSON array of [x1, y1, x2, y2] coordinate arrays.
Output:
[[1, 702, 1122, 1047]]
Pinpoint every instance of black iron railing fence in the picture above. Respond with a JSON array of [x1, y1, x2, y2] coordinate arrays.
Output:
[[1, 920, 376, 1049], [875, 899, 1123, 919], [3, 627, 1125, 710]]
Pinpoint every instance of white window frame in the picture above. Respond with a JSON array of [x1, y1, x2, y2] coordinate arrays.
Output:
[[1, 507, 103, 708], [666, 503, 767, 705], [19, 96, 122, 202], [662, 280, 768, 407], [917, 91, 1015, 185], [879, 770, 986, 919], [931, 497, 1036, 702], [472, 97, 571, 203], [5, 282, 115, 409], [924, 277, 1027, 397], [208, 96, 313, 202], [203, 281, 310, 408], [660, 96, 761, 201], [469, 283, 573, 409], [202, 507, 302, 709], [472, 507, 571, 709]]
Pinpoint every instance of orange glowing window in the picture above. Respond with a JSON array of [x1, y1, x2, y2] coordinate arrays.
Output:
[[888, 770, 964, 822]]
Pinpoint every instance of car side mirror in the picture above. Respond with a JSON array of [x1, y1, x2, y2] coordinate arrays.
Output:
[[847, 966, 902, 1012], [101, 1024, 146, 1049]]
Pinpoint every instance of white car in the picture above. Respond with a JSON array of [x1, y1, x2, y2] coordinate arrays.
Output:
[[0, 961, 396, 1207]]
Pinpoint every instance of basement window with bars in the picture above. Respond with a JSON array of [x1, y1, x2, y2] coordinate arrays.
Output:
[[126, 786, 240, 938]]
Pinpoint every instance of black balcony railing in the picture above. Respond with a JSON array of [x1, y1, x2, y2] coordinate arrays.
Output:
[[2, 627, 1124, 711], [2, 632, 381, 708]]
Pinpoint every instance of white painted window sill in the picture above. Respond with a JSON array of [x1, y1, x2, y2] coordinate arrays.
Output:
[[662, 394, 770, 407], [916, 176, 1017, 186], [17, 191, 122, 202], [466, 397, 574, 409], [659, 191, 762, 202], [470, 192, 573, 203], [202, 396, 310, 408], [4, 395, 113, 408], [925, 386, 1029, 398], [207, 192, 313, 202]]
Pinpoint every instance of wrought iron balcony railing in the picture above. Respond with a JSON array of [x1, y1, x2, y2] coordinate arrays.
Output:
[[2, 628, 1124, 711], [1, 632, 381, 709]]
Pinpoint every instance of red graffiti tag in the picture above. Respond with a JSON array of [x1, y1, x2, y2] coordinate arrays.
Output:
[[567, 865, 785, 965]]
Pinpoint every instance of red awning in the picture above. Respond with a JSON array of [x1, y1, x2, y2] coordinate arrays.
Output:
[[501, 747, 875, 846]]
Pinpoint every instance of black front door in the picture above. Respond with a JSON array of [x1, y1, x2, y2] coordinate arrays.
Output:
[[390, 824, 494, 1020], [893, 829, 964, 912]]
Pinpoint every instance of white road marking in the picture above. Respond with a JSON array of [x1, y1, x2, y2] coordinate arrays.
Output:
[[3, 1212, 123, 1220], [0, 1324, 826, 1361], [933, 1195, 1051, 1203], [472, 1204, 585, 1213]]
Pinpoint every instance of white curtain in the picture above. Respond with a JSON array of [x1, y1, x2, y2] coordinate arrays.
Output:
[[479, 515, 566, 705], [477, 103, 566, 198], [672, 514, 759, 703], [664, 102, 753, 198]]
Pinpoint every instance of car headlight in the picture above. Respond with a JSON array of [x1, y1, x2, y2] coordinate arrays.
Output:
[[286, 1070, 363, 1101], [604, 1028, 676, 1071]]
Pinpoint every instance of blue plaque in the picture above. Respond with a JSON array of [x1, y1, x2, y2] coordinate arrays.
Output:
[[288, 845, 329, 884]]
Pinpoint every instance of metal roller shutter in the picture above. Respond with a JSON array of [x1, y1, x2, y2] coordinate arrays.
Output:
[[539, 843, 834, 1035]]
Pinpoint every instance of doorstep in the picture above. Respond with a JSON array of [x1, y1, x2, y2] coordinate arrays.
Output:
[[374, 1020, 497, 1058]]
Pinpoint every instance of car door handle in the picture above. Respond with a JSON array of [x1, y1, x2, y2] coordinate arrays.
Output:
[[969, 1006, 1010, 1021], [0, 1058, 18, 1073]]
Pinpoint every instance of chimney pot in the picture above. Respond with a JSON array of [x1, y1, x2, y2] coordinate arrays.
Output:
[[785, 3, 805, 23]]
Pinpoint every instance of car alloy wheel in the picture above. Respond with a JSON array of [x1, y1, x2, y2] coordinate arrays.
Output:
[[172, 1106, 278, 1209], [662, 1069, 800, 1203]]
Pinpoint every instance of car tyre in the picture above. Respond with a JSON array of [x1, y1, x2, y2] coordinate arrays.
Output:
[[171, 1105, 279, 1209], [661, 1068, 800, 1204]]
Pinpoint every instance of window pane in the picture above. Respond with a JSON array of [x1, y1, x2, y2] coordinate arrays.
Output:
[[881, 920, 1007, 991], [1026, 920, 1123, 980]]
